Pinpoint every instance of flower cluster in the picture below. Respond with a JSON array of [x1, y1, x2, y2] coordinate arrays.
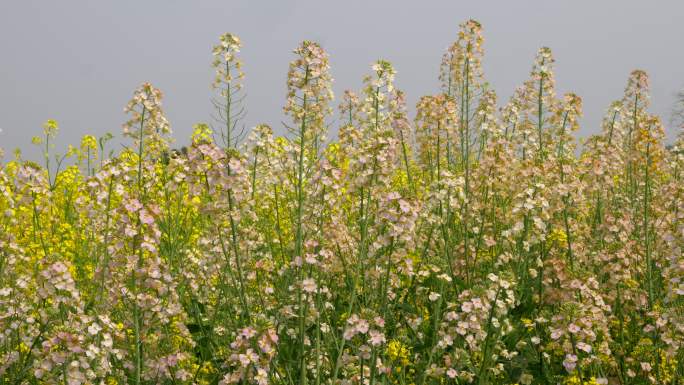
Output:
[[2, 20, 684, 385]]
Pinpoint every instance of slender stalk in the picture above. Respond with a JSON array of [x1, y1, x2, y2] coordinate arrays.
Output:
[[133, 105, 146, 385], [295, 65, 311, 385]]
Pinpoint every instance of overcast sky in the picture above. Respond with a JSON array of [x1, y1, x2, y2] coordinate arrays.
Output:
[[1, 0, 683, 159]]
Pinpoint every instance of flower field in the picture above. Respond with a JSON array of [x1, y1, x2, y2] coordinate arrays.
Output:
[[2, 19, 684, 385]]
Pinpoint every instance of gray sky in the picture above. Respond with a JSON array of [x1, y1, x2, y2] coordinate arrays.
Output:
[[2, 0, 683, 159]]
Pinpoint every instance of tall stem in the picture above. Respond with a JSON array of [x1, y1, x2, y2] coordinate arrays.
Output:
[[296, 66, 310, 385], [133, 105, 146, 385]]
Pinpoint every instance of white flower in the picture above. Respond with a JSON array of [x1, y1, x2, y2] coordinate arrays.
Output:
[[520, 373, 533, 385], [302, 278, 317, 293], [87, 323, 102, 336], [255, 368, 268, 385]]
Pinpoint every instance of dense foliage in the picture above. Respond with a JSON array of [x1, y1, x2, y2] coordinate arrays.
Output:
[[1, 20, 684, 385]]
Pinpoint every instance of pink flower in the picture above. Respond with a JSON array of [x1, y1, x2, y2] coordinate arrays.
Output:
[[124, 226, 137, 237], [398, 199, 411, 213], [440, 334, 454, 347], [125, 199, 142, 213], [304, 254, 317, 265], [343, 328, 356, 340], [267, 329, 279, 344], [471, 298, 483, 309], [240, 327, 257, 339], [576, 342, 592, 353], [139, 209, 154, 225], [368, 330, 386, 346], [238, 353, 251, 367], [455, 321, 468, 335], [386, 192, 401, 201], [356, 319, 369, 334], [563, 354, 577, 372]]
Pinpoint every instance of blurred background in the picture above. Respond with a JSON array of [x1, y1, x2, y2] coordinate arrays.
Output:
[[1, 0, 683, 159]]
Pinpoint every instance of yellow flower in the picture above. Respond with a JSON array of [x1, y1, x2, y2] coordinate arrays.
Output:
[[43, 119, 59, 137], [192, 123, 214, 144], [386, 339, 410, 366], [658, 354, 676, 383], [547, 228, 567, 246], [80, 135, 98, 151], [521, 318, 535, 331]]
